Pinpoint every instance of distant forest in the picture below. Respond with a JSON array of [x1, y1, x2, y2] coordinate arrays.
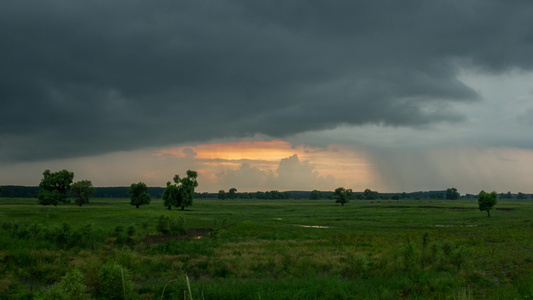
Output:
[[1, 185, 531, 200]]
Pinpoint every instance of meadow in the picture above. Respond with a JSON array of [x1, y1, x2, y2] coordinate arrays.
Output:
[[0, 197, 532, 299]]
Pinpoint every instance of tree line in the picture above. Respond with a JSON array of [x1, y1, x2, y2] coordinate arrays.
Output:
[[2, 184, 532, 201], [27, 169, 199, 210]]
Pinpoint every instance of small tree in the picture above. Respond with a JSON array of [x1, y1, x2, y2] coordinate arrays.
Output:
[[228, 187, 237, 199], [70, 180, 95, 207], [309, 189, 323, 200], [478, 190, 497, 217], [363, 188, 378, 200], [162, 181, 180, 210], [38, 169, 74, 206], [179, 170, 198, 210], [446, 188, 460, 200], [217, 190, 226, 200], [334, 187, 352, 206], [129, 182, 151, 208], [162, 170, 199, 210]]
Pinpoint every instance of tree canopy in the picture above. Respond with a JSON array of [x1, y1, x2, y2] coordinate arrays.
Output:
[[162, 170, 199, 210], [70, 180, 95, 207], [446, 188, 460, 200], [228, 188, 237, 199], [309, 190, 323, 200], [478, 190, 497, 217], [334, 187, 352, 206], [38, 169, 74, 206], [363, 188, 379, 200], [129, 182, 151, 208]]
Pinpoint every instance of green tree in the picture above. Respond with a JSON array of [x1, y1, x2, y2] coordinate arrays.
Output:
[[478, 190, 497, 217], [363, 188, 378, 200], [309, 189, 323, 200], [179, 170, 198, 210], [446, 188, 460, 200], [228, 187, 237, 199], [217, 190, 226, 200], [70, 180, 95, 207], [162, 170, 199, 210], [162, 181, 180, 210], [334, 187, 352, 206], [38, 169, 74, 206], [129, 182, 151, 208]]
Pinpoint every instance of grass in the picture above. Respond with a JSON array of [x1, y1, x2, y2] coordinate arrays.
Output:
[[0, 197, 532, 299]]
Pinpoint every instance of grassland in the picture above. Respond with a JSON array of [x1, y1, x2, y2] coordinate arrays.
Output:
[[0, 197, 532, 299]]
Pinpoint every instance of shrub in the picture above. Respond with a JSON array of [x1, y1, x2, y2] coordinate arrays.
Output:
[[401, 237, 420, 274], [35, 269, 89, 300], [157, 215, 185, 235], [157, 215, 172, 235], [127, 225, 136, 236], [97, 263, 133, 300], [172, 216, 186, 235]]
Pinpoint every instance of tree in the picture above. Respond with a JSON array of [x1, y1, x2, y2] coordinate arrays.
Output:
[[478, 190, 497, 217], [179, 170, 198, 210], [162, 170, 199, 210], [38, 169, 74, 206], [162, 181, 180, 210], [446, 188, 460, 200], [129, 182, 151, 208], [70, 180, 95, 207], [217, 190, 226, 200], [228, 187, 237, 199], [334, 187, 352, 206], [363, 188, 378, 200], [309, 189, 323, 200]]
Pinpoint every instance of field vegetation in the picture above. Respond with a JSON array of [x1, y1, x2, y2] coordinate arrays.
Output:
[[0, 197, 532, 299]]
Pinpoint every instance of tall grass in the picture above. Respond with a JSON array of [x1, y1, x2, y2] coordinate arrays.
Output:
[[0, 198, 532, 299]]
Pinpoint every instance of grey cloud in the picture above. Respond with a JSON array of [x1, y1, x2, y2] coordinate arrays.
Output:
[[216, 163, 275, 191], [216, 154, 335, 191], [517, 107, 533, 126], [2, 0, 533, 162]]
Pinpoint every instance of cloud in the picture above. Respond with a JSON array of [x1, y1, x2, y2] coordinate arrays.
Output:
[[368, 147, 533, 194], [216, 163, 275, 191], [2, 1, 533, 163], [217, 154, 336, 191]]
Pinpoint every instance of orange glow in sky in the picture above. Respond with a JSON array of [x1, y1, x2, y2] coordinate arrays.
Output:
[[157, 140, 296, 161], [155, 140, 376, 191]]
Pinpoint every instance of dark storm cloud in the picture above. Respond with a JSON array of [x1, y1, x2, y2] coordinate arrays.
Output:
[[1, 0, 532, 162]]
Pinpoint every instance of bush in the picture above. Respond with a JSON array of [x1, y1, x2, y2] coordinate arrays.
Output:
[[157, 215, 185, 235], [35, 269, 88, 300], [127, 225, 136, 236], [401, 237, 420, 274], [97, 263, 133, 300], [156, 215, 171, 235]]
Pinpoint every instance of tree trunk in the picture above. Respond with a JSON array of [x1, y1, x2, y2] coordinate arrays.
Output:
[[487, 210, 491, 217], [181, 206, 185, 211], [167, 206, 171, 210], [136, 204, 140, 208]]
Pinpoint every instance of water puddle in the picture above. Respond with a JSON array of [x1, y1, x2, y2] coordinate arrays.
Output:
[[294, 225, 330, 229], [435, 224, 478, 227]]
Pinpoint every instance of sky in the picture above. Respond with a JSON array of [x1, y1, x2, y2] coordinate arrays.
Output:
[[1, 0, 533, 194]]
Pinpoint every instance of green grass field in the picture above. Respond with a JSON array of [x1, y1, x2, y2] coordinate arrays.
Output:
[[1, 197, 532, 299]]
